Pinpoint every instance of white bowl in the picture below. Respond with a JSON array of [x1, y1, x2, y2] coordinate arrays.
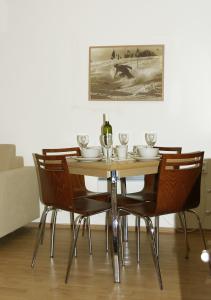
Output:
[[81, 147, 101, 158], [137, 146, 159, 158], [133, 145, 142, 154]]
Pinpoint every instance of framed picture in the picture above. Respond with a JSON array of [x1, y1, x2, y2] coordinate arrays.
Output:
[[89, 44, 164, 101]]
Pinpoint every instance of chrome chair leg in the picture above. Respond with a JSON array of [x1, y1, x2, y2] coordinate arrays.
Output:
[[136, 216, 141, 263], [71, 215, 77, 257], [39, 223, 45, 245], [69, 212, 77, 257], [81, 216, 93, 255], [122, 215, 128, 242], [183, 212, 190, 259], [82, 218, 86, 236], [179, 212, 190, 259], [39, 205, 48, 245], [178, 212, 184, 229], [144, 216, 163, 290], [50, 209, 57, 258], [154, 216, 160, 257], [87, 217, 93, 255], [31, 206, 51, 268], [65, 215, 83, 283], [188, 210, 206, 248], [187, 209, 211, 271], [119, 216, 125, 266], [120, 178, 128, 242], [81, 215, 93, 255], [70, 212, 74, 231], [105, 211, 109, 252]]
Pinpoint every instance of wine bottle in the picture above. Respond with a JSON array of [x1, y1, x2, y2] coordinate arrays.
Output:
[[101, 114, 113, 161], [102, 113, 112, 135]]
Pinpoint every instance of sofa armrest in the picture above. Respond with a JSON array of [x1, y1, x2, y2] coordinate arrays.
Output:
[[0, 166, 40, 238]]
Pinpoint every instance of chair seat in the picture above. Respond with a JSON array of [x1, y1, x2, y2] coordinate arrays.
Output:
[[75, 190, 110, 202], [118, 196, 157, 217], [124, 191, 156, 202], [72, 197, 111, 216], [73, 188, 96, 198]]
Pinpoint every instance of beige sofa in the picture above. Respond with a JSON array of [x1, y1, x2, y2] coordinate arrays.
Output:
[[0, 144, 39, 238]]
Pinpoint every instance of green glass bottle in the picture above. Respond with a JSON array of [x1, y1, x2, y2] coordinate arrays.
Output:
[[102, 114, 112, 135]]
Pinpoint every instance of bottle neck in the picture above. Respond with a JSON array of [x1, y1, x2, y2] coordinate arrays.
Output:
[[104, 113, 109, 123]]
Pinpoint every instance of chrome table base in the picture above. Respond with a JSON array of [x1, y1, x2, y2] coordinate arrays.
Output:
[[110, 170, 120, 283]]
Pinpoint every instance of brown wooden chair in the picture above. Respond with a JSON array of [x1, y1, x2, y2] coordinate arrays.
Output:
[[108, 147, 182, 258], [126, 146, 182, 261], [31, 154, 111, 283], [42, 147, 109, 257], [118, 151, 209, 289]]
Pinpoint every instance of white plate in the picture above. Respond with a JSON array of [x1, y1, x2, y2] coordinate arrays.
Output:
[[112, 157, 135, 162], [135, 156, 160, 161], [73, 156, 103, 162]]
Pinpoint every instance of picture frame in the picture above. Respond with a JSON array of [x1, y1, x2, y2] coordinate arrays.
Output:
[[89, 44, 164, 101]]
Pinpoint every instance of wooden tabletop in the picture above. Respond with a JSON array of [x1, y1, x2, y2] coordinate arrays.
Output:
[[67, 158, 160, 178]]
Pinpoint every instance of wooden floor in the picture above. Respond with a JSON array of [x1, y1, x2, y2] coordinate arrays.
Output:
[[0, 226, 211, 300]]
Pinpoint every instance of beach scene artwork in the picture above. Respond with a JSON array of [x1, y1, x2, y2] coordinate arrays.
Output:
[[89, 45, 164, 101]]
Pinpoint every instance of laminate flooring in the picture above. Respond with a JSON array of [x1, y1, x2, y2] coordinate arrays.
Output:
[[0, 226, 210, 300]]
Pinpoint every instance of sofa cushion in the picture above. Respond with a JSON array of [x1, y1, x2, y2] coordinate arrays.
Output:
[[0, 166, 40, 238]]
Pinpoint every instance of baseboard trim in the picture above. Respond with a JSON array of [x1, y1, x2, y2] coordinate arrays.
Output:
[[29, 222, 176, 233]]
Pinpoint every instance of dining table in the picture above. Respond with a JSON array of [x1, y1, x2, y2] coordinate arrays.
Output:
[[67, 157, 160, 283]]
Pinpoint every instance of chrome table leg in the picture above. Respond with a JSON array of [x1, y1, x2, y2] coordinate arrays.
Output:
[[105, 178, 111, 252], [110, 170, 120, 283]]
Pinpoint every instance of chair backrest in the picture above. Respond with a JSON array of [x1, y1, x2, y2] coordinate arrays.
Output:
[[143, 146, 182, 193], [42, 147, 80, 157], [155, 151, 204, 215], [42, 147, 87, 197], [155, 146, 182, 155], [33, 153, 74, 210]]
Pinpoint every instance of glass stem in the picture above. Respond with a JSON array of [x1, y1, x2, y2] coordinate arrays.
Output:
[[107, 148, 109, 162]]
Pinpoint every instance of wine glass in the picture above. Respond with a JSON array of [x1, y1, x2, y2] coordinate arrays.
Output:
[[145, 132, 157, 147], [77, 135, 89, 149], [101, 134, 113, 162], [119, 133, 129, 146]]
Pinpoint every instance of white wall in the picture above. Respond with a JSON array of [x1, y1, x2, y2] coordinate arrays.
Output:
[[1, 0, 211, 226]]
